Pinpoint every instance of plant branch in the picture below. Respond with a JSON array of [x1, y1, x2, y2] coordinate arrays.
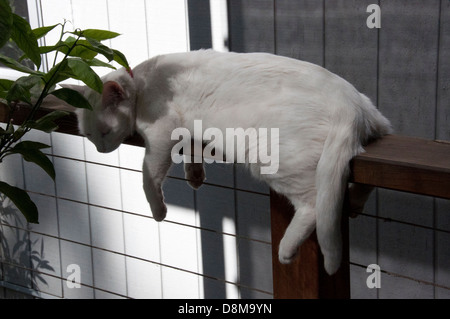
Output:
[[52, 21, 66, 68], [27, 32, 82, 122], [0, 30, 83, 160]]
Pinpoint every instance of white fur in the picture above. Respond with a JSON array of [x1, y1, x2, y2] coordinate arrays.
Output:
[[74, 50, 392, 275]]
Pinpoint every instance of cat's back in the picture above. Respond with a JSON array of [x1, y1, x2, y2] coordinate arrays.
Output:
[[137, 49, 330, 82], [147, 50, 341, 102], [134, 50, 366, 130]]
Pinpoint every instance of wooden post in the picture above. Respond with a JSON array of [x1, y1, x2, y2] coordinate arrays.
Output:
[[270, 190, 350, 299]]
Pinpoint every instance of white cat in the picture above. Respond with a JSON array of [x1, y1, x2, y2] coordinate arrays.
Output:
[[72, 50, 392, 275]]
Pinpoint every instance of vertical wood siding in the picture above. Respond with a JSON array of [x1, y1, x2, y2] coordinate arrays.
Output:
[[228, 0, 450, 299]]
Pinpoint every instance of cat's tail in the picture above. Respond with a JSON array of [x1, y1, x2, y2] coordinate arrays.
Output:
[[315, 92, 391, 275]]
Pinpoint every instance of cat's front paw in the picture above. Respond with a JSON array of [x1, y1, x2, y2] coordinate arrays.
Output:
[[185, 163, 205, 190], [151, 201, 167, 222]]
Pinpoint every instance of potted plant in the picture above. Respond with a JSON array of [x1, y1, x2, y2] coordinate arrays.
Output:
[[0, 0, 130, 223]]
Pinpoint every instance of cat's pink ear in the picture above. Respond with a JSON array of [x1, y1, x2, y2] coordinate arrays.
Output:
[[102, 81, 125, 109]]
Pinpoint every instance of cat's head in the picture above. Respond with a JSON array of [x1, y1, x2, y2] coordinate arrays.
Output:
[[68, 68, 137, 153]]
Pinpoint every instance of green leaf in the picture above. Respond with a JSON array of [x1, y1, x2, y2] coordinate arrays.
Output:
[[26, 120, 57, 134], [112, 49, 130, 69], [38, 110, 70, 122], [26, 121, 58, 133], [4, 122, 14, 135], [74, 29, 121, 41], [32, 23, 59, 39], [0, 0, 13, 49], [67, 58, 103, 93], [39, 37, 99, 61], [16, 74, 43, 88], [69, 43, 99, 60], [85, 37, 114, 61], [6, 75, 43, 104], [11, 140, 50, 150], [0, 123, 13, 136], [50, 88, 92, 110], [43, 59, 77, 89], [26, 110, 70, 133], [84, 58, 116, 70], [0, 181, 39, 223], [0, 79, 14, 99], [12, 126, 26, 141], [43, 59, 68, 87], [0, 78, 14, 91], [62, 37, 98, 60], [11, 14, 41, 68], [57, 36, 102, 60], [39, 43, 68, 55], [6, 81, 31, 104], [0, 53, 42, 75], [8, 141, 55, 180]]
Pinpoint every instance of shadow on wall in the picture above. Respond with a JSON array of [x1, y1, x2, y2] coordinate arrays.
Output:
[[0, 197, 55, 295], [164, 159, 273, 299]]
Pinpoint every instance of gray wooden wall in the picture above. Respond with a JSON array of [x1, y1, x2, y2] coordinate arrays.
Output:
[[227, 0, 450, 298]]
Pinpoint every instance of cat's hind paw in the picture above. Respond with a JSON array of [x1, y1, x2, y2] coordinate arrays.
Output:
[[278, 239, 299, 264], [278, 252, 296, 265], [323, 250, 342, 275]]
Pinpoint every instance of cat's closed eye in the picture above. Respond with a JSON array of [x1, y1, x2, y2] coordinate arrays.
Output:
[[101, 129, 111, 138]]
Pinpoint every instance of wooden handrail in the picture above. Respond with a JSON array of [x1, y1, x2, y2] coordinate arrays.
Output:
[[350, 135, 450, 199], [7, 104, 450, 198]]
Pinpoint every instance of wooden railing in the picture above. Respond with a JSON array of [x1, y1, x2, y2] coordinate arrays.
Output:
[[1, 104, 449, 299]]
